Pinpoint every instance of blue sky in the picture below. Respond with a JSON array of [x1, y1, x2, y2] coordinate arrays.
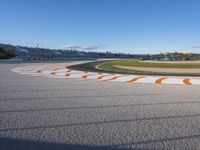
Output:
[[0, 0, 200, 54]]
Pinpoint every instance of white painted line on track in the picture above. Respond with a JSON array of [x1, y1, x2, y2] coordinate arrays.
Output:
[[190, 79, 200, 85], [162, 78, 184, 85], [136, 76, 160, 84]]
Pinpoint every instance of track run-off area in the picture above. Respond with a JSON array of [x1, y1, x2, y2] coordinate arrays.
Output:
[[11, 61, 200, 85]]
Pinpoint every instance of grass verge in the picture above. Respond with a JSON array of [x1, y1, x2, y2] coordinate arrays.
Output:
[[98, 59, 200, 76]]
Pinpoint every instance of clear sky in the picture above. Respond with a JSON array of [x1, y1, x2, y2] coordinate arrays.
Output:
[[0, 0, 200, 54]]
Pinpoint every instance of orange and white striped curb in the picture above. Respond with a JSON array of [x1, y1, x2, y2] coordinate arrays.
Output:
[[11, 63, 200, 85]]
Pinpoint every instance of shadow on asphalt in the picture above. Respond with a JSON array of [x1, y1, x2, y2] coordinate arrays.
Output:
[[0, 93, 162, 101], [0, 113, 200, 132], [0, 101, 200, 114], [1, 135, 200, 150], [0, 137, 137, 150]]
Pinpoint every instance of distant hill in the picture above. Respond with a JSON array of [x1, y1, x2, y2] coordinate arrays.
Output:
[[1, 43, 199, 61], [0, 43, 138, 60], [0, 44, 16, 59]]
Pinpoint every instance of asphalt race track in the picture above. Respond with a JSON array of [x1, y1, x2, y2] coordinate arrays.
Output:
[[1, 62, 200, 150]]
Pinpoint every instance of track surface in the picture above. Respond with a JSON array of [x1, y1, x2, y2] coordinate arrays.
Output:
[[1, 62, 200, 150]]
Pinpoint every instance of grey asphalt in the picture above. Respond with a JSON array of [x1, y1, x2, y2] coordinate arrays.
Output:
[[0, 63, 200, 150]]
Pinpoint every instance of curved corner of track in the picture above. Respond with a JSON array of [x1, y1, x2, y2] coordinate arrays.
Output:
[[11, 61, 200, 86]]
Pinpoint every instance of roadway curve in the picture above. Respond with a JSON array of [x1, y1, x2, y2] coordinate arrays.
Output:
[[11, 61, 200, 85]]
